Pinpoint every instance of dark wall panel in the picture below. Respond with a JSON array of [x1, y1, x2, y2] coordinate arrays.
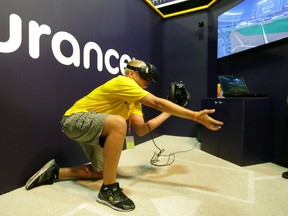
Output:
[[162, 11, 208, 136], [0, 0, 163, 194]]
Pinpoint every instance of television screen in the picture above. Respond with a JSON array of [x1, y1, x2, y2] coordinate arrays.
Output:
[[217, 0, 288, 58]]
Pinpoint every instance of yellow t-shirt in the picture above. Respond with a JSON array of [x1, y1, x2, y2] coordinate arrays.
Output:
[[64, 76, 149, 120]]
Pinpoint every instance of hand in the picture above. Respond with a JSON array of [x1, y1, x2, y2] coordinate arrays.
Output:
[[196, 109, 223, 131]]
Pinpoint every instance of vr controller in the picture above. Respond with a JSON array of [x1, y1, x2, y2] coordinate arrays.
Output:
[[167, 81, 191, 107]]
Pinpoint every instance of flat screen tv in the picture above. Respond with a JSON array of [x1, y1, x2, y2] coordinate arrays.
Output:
[[217, 0, 288, 58]]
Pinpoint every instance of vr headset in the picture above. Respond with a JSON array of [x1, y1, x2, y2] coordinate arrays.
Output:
[[167, 81, 191, 107], [126, 62, 158, 83]]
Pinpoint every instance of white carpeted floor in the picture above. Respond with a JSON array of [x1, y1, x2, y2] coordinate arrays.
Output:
[[1, 135, 288, 216]]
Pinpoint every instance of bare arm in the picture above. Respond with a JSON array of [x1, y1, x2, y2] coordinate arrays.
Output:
[[140, 93, 223, 131], [130, 112, 171, 136]]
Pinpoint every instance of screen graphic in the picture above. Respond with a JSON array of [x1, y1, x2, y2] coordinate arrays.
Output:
[[217, 0, 288, 58]]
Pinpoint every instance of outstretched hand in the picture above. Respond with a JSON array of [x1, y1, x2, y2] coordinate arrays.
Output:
[[196, 109, 223, 131]]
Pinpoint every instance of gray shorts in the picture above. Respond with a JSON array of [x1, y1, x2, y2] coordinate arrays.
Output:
[[60, 112, 108, 172]]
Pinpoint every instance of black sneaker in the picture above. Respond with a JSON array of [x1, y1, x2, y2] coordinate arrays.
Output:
[[97, 182, 135, 212], [25, 159, 59, 190]]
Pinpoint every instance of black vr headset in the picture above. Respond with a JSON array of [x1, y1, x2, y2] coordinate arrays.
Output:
[[126, 62, 158, 82], [167, 81, 191, 107]]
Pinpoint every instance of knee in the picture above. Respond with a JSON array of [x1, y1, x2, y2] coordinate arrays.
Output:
[[104, 115, 127, 136], [112, 115, 127, 131]]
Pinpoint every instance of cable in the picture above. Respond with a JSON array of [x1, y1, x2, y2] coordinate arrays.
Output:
[[146, 121, 199, 167]]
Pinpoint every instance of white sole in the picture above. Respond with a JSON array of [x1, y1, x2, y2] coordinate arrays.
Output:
[[96, 197, 134, 212]]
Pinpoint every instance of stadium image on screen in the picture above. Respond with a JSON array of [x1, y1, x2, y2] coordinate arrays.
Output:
[[217, 0, 288, 58]]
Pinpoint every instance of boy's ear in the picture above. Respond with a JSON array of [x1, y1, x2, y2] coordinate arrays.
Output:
[[128, 70, 134, 78]]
